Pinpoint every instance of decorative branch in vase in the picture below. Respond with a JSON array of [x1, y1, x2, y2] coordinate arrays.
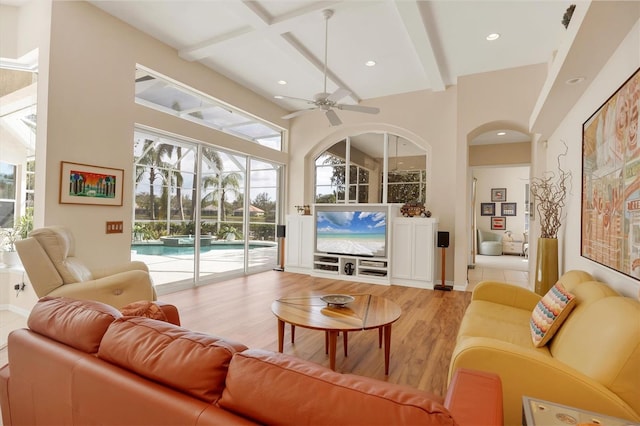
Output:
[[530, 141, 571, 239], [529, 141, 571, 295]]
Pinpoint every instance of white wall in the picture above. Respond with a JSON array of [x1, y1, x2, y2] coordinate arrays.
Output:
[[474, 166, 530, 240], [544, 18, 640, 298], [288, 65, 546, 286]]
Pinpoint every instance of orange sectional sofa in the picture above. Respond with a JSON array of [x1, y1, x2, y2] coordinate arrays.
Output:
[[1, 296, 503, 425]]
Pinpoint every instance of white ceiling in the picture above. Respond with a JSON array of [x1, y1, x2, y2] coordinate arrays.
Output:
[[89, 0, 573, 131], [1, 0, 578, 146]]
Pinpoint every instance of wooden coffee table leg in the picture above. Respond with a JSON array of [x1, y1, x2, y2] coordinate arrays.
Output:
[[343, 331, 348, 357], [383, 324, 392, 375], [328, 330, 338, 370], [378, 327, 383, 348], [277, 319, 285, 353]]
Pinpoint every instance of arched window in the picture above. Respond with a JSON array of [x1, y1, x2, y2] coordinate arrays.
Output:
[[314, 133, 427, 204]]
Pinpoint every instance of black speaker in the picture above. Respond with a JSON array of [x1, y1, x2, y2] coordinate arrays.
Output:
[[276, 225, 286, 238], [437, 231, 449, 248]]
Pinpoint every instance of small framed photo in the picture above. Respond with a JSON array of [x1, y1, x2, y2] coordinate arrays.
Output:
[[501, 202, 517, 216], [491, 216, 506, 230], [59, 161, 124, 206], [480, 202, 495, 216], [491, 188, 507, 202]]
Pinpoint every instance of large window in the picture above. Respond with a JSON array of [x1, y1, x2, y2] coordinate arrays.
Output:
[[132, 129, 281, 287], [0, 162, 17, 228], [315, 133, 427, 204], [0, 68, 37, 233], [135, 67, 283, 151]]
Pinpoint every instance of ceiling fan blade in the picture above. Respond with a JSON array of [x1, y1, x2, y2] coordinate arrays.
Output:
[[282, 108, 318, 120], [325, 109, 342, 126], [326, 88, 350, 103], [337, 104, 380, 114]]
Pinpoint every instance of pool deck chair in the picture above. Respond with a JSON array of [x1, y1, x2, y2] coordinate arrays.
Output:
[[15, 226, 156, 308]]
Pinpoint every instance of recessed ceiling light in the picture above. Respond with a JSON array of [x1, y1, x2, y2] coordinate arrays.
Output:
[[497, 131, 506, 136], [486, 33, 500, 41], [565, 77, 585, 85], [365, 60, 376, 67], [277, 80, 287, 85], [274, 95, 283, 99]]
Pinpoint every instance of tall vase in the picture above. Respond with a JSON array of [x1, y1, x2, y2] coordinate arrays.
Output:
[[535, 237, 559, 295]]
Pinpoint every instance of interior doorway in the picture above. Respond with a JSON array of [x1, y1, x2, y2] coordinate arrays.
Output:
[[472, 165, 530, 271], [467, 126, 531, 276]]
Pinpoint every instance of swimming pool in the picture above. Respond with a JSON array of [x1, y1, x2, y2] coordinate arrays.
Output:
[[132, 241, 276, 256]]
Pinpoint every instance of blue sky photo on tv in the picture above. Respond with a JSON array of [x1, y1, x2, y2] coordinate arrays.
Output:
[[316, 210, 386, 257]]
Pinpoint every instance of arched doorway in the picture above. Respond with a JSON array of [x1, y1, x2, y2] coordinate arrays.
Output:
[[467, 123, 532, 290]]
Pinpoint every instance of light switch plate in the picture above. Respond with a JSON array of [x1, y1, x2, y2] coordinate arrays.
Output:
[[106, 221, 123, 234]]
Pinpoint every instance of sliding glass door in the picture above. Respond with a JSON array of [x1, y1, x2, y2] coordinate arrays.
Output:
[[133, 129, 280, 288], [198, 148, 246, 281], [247, 159, 280, 272]]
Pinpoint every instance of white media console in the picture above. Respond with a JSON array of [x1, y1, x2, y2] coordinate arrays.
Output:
[[284, 204, 438, 289]]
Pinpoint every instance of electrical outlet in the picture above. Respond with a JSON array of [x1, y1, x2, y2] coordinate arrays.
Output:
[[14, 283, 25, 291]]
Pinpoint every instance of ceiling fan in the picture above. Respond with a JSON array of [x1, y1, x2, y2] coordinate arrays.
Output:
[[279, 9, 380, 126]]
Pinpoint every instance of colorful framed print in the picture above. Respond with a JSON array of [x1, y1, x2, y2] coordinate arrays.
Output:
[[60, 161, 124, 206], [491, 216, 506, 230], [581, 67, 640, 281], [491, 188, 507, 202], [501, 202, 517, 216], [481, 202, 496, 216]]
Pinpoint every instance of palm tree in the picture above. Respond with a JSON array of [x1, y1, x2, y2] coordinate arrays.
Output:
[[203, 171, 242, 222], [170, 102, 186, 220], [196, 147, 224, 220], [135, 139, 173, 220]]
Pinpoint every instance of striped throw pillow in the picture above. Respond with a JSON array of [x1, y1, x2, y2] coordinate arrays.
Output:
[[530, 282, 576, 347]]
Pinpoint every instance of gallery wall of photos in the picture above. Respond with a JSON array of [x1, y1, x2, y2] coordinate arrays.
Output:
[[480, 188, 518, 231]]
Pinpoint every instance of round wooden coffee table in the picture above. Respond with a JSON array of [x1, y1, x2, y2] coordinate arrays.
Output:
[[271, 293, 401, 374]]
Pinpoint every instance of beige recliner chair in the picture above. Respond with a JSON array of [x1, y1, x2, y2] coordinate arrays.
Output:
[[15, 226, 156, 308]]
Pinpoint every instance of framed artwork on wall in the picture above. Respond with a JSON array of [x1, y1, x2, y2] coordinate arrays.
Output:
[[581, 67, 640, 281], [59, 161, 124, 206], [491, 188, 507, 202], [481, 202, 495, 216], [491, 216, 506, 230], [501, 202, 517, 216]]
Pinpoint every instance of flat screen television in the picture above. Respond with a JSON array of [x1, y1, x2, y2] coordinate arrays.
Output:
[[315, 207, 387, 258]]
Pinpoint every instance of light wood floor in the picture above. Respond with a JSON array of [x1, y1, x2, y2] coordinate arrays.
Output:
[[0, 261, 529, 398], [160, 270, 472, 398]]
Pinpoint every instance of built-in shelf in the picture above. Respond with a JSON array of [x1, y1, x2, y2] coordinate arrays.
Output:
[[285, 205, 438, 289], [312, 253, 389, 284]]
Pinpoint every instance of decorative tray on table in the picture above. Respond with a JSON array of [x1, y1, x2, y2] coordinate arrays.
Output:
[[320, 294, 355, 306]]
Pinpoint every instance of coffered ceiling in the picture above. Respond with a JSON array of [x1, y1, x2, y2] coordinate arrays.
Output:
[[89, 0, 574, 119]]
